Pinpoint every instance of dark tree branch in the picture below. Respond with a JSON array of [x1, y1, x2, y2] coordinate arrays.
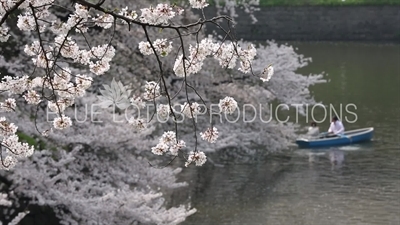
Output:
[[0, 0, 26, 26]]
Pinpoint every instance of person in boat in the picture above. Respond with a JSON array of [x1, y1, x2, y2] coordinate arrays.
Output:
[[307, 121, 320, 137], [328, 116, 345, 136]]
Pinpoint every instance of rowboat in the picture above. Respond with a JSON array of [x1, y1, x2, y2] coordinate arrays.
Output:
[[296, 127, 374, 148]]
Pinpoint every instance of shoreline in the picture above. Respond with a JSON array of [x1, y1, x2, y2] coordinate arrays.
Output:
[[201, 5, 400, 42]]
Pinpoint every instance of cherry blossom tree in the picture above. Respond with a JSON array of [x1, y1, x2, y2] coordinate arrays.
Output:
[[1, 144, 198, 224], [0, 0, 325, 223], [0, 191, 29, 225], [0, 0, 274, 170]]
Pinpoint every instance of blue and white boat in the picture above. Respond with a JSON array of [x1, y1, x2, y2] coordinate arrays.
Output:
[[296, 127, 374, 148]]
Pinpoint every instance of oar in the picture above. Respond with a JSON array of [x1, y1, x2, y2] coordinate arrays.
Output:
[[318, 132, 328, 138], [338, 133, 352, 143]]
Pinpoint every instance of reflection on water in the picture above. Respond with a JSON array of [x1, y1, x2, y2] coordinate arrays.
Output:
[[328, 149, 344, 169], [264, 146, 399, 225], [180, 42, 400, 225], [306, 149, 345, 169], [181, 145, 400, 225]]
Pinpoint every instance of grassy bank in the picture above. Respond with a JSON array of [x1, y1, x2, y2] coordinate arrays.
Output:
[[206, 0, 400, 6], [258, 0, 400, 6]]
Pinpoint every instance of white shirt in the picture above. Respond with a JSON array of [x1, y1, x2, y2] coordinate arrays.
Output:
[[307, 126, 320, 136], [328, 120, 345, 135]]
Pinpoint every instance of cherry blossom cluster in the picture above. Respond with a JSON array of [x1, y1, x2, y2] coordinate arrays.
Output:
[[140, 3, 178, 25], [0, 0, 274, 170], [157, 104, 171, 120], [53, 115, 73, 130], [143, 81, 161, 101], [138, 2, 186, 25], [0, 71, 92, 121], [139, 39, 173, 57], [260, 65, 274, 82], [44, 69, 94, 129], [219, 96, 238, 114], [117, 6, 138, 24], [130, 96, 146, 109], [189, 0, 210, 9], [7, 2, 117, 134], [185, 151, 207, 167], [0, 25, 10, 42], [0, 98, 16, 112], [200, 127, 219, 143], [0, 76, 38, 95], [0, 192, 12, 206], [128, 117, 147, 131], [16, 3, 116, 75], [128, 82, 236, 164], [170, 38, 258, 77], [151, 131, 186, 156], [237, 44, 257, 73], [0, 117, 34, 170], [0, 1, 118, 168], [94, 13, 114, 29], [181, 102, 202, 118]]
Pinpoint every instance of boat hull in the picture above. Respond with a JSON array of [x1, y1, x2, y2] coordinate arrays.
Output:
[[296, 127, 374, 148]]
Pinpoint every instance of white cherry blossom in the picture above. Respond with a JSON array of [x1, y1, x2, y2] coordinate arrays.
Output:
[[130, 96, 146, 109], [143, 81, 160, 101], [0, 25, 10, 42], [140, 4, 176, 25], [24, 41, 41, 56], [118, 6, 138, 23], [185, 151, 207, 167], [238, 44, 257, 73], [89, 60, 110, 75], [128, 117, 147, 131], [170, 140, 186, 156], [151, 142, 169, 155], [74, 4, 89, 20], [139, 39, 173, 57], [94, 13, 114, 29], [138, 41, 153, 55], [0, 117, 18, 137], [55, 35, 80, 59], [157, 104, 170, 120], [200, 127, 219, 143], [23, 90, 41, 104], [53, 115, 72, 130], [181, 102, 201, 118], [17, 14, 36, 31], [160, 131, 176, 146], [75, 74, 92, 89], [0, 0, 271, 172], [219, 96, 238, 114], [0, 98, 16, 112], [189, 0, 209, 9], [260, 65, 274, 82], [47, 99, 72, 113]]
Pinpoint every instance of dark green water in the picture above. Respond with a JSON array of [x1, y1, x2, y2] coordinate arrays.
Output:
[[179, 42, 400, 225]]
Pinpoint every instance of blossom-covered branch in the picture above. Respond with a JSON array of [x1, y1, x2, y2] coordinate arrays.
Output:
[[0, 0, 273, 169]]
